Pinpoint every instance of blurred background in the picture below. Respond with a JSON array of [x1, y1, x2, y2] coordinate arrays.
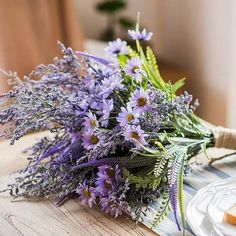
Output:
[[0, 0, 235, 128]]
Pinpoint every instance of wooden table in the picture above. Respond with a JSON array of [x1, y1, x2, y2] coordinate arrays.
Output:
[[0, 133, 155, 236]]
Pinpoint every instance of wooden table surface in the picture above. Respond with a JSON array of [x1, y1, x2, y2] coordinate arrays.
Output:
[[0, 133, 156, 236]]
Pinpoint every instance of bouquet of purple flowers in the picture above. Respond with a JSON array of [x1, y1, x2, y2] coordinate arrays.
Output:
[[1, 20, 223, 234]]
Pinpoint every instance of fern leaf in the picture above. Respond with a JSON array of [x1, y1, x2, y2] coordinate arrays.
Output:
[[123, 168, 161, 190], [172, 78, 185, 94], [154, 155, 168, 177], [178, 156, 186, 236], [167, 146, 188, 230], [151, 189, 171, 228], [146, 47, 161, 79], [139, 47, 165, 90]]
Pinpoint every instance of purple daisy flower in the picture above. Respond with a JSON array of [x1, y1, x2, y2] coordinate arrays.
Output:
[[117, 106, 139, 127], [76, 182, 97, 208], [97, 165, 122, 183], [95, 177, 116, 196], [105, 38, 128, 55], [100, 99, 114, 128], [100, 196, 124, 217], [124, 57, 145, 82], [128, 28, 153, 41], [83, 111, 99, 131], [90, 100, 103, 113], [82, 130, 104, 150], [123, 125, 148, 146], [100, 74, 123, 98], [84, 67, 97, 89], [128, 88, 151, 112]]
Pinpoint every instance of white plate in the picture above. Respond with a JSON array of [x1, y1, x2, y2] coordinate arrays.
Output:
[[207, 186, 236, 236], [186, 177, 236, 236]]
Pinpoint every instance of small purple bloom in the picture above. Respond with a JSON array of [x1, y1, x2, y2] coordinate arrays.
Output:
[[123, 125, 148, 146], [76, 182, 97, 208], [90, 100, 103, 113], [105, 38, 128, 55], [124, 57, 145, 82], [100, 196, 124, 217], [83, 111, 99, 131], [100, 99, 114, 128], [128, 28, 153, 41], [117, 106, 139, 127], [97, 165, 122, 183], [95, 177, 116, 196], [100, 74, 123, 98], [84, 67, 97, 89], [82, 130, 104, 150], [128, 88, 151, 112]]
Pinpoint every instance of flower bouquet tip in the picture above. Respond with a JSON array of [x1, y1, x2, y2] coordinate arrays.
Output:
[[0, 17, 236, 235]]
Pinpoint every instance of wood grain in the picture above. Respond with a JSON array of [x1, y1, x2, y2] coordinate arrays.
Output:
[[0, 134, 156, 236]]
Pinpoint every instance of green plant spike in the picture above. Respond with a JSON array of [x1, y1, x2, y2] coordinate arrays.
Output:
[[178, 155, 186, 236], [151, 189, 171, 228]]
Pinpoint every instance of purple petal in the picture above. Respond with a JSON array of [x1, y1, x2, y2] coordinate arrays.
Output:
[[76, 51, 110, 65], [169, 182, 181, 231]]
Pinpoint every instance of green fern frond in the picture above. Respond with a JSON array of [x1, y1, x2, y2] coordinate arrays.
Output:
[[139, 46, 165, 90], [154, 155, 168, 177], [146, 47, 161, 79], [151, 189, 171, 228], [172, 78, 185, 94], [178, 156, 186, 236], [123, 168, 161, 190]]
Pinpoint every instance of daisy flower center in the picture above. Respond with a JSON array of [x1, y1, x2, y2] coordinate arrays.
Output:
[[90, 135, 99, 144], [104, 179, 112, 189], [132, 65, 139, 73], [90, 119, 97, 128], [83, 189, 91, 198], [105, 168, 115, 178], [113, 49, 121, 54], [130, 131, 139, 140], [127, 113, 134, 122], [137, 97, 147, 107]]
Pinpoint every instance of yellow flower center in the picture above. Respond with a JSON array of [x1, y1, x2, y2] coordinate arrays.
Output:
[[106, 168, 115, 178], [104, 179, 112, 189], [130, 131, 139, 140], [83, 189, 91, 198], [137, 97, 147, 107], [132, 65, 139, 73], [90, 135, 99, 144], [127, 113, 134, 122], [90, 119, 97, 128]]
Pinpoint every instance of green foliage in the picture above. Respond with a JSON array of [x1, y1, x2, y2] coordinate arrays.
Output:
[[142, 47, 165, 90], [154, 155, 168, 177], [146, 47, 162, 81], [151, 189, 171, 228], [172, 78, 186, 93], [178, 155, 186, 236], [123, 168, 161, 190], [167, 145, 188, 187]]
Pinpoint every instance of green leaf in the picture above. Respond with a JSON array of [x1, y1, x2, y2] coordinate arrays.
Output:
[[178, 154, 186, 236], [141, 47, 165, 90], [151, 189, 171, 228], [154, 155, 168, 177], [123, 168, 161, 190], [146, 47, 162, 81], [172, 78, 185, 94]]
